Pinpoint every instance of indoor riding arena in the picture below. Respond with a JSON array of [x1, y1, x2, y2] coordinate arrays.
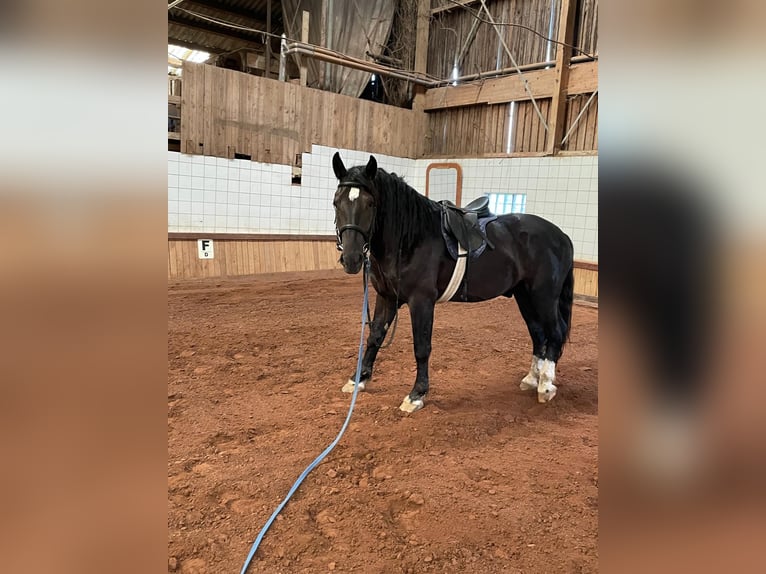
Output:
[[168, 1, 598, 573]]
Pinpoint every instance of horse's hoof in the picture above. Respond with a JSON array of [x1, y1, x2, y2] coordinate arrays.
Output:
[[519, 374, 538, 391], [342, 379, 366, 393], [399, 395, 424, 413], [537, 383, 557, 403]]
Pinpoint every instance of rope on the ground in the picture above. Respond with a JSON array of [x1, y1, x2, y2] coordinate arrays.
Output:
[[240, 259, 371, 574]]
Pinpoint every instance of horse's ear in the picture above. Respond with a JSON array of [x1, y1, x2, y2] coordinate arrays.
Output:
[[365, 155, 377, 180], [332, 152, 347, 180]]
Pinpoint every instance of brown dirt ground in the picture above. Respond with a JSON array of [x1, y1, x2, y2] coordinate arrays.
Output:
[[168, 270, 598, 574]]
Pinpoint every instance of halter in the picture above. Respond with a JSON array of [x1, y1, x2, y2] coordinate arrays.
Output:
[[335, 181, 373, 254]]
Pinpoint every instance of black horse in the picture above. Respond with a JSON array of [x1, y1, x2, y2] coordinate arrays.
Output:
[[332, 153, 574, 412]]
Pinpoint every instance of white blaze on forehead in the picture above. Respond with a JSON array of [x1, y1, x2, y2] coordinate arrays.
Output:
[[348, 187, 360, 201]]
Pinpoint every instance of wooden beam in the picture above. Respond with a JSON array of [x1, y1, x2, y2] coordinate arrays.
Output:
[[567, 60, 598, 95], [545, 0, 577, 156], [422, 61, 597, 111], [412, 0, 431, 112], [431, 0, 481, 16], [168, 18, 264, 50]]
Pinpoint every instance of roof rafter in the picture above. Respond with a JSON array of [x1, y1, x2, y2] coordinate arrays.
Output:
[[169, 13, 266, 42], [174, 0, 272, 29]]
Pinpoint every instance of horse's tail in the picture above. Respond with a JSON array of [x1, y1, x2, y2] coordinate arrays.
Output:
[[559, 262, 575, 343]]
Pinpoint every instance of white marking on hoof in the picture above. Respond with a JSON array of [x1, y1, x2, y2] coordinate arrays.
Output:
[[537, 382, 557, 402], [537, 359, 558, 403], [399, 395, 424, 413], [342, 379, 366, 393], [519, 376, 537, 391], [520, 356, 543, 391], [348, 187, 360, 201]]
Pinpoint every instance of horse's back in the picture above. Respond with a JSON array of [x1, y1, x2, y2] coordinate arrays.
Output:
[[487, 213, 573, 281], [492, 213, 572, 252]]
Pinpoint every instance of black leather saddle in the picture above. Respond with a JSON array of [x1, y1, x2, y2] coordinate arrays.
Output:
[[439, 196, 494, 254]]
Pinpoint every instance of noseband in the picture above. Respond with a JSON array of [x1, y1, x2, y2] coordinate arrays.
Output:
[[335, 181, 373, 254], [336, 224, 370, 254]]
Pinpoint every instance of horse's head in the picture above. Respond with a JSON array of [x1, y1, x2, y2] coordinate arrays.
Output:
[[332, 152, 378, 274]]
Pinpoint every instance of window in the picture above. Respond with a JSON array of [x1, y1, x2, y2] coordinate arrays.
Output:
[[488, 193, 526, 215]]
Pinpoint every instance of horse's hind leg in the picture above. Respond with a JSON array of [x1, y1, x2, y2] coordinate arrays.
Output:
[[512, 285, 547, 392], [535, 296, 568, 403], [342, 294, 398, 393]]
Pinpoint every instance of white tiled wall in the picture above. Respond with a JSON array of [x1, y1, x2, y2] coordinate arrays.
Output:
[[168, 148, 598, 261]]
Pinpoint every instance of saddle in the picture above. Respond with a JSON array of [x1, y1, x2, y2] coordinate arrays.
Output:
[[440, 196, 495, 254]]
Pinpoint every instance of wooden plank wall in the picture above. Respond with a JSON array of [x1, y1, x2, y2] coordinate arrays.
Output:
[[573, 264, 598, 299], [561, 92, 598, 151], [180, 63, 428, 165], [574, 0, 599, 57], [168, 236, 598, 301], [423, 0, 597, 157], [427, 98, 553, 156], [168, 238, 341, 279], [428, 0, 558, 79]]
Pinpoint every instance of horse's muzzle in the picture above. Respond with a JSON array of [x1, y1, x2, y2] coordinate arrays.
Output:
[[340, 252, 364, 274]]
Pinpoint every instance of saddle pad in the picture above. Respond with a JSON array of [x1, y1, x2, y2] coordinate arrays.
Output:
[[442, 215, 498, 260]]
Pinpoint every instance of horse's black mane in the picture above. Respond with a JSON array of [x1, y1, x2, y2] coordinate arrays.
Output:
[[345, 165, 441, 259]]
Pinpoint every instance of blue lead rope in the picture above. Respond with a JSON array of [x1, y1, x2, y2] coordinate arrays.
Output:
[[240, 259, 371, 574]]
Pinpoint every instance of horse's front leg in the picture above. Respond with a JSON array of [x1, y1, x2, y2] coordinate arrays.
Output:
[[399, 297, 435, 413], [342, 293, 398, 393]]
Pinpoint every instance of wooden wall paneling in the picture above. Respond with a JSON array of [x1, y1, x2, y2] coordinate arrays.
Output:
[[238, 240, 249, 275], [168, 241, 178, 278], [572, 265, 599, 299], [582, 97, 594, 150], [580, 102, 591, 150], [539, 99, 549, 151], [225, 67, 239, 159], [240, 74, 252, 157], [179, 63, 431, 164], [497, 103, 508, 153], [254, 76, 268, 162], [168, 239, 345, 279], [260, 77, 275, 163], [282, 81, 294, 166], [471, 106, 481, 155], [576, 0, 599, 56], [310, 90, 321, 151], [522, 101, 533, 152], [180, 63, 195, 154], [201, 64, 213, 156], [331, 93, 343, 150], [514, 104, 524, 152]]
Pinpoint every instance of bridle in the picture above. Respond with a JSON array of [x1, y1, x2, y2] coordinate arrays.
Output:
[[335, 181, 374, 255]]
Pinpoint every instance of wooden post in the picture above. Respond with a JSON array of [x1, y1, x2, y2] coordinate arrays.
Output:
[[300, 10, 310, 87], [265, 0, 272, 78], [545, 0, 577, 156], [412, 0, 430, 112]]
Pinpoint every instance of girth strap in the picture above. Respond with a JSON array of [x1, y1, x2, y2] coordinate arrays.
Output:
[[436, 245, 468, 303]]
